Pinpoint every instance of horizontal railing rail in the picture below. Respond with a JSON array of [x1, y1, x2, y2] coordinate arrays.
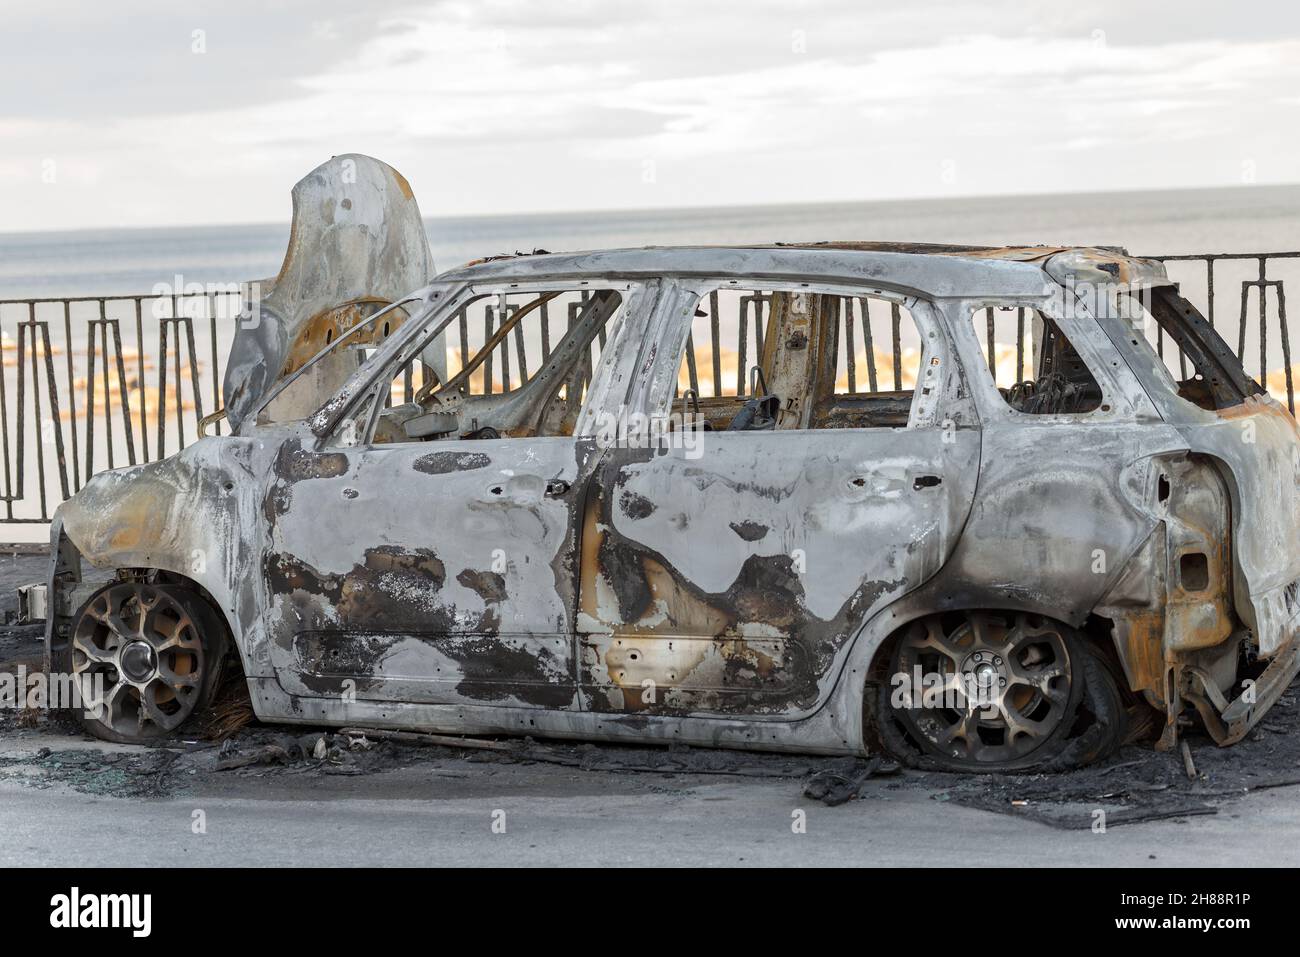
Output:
[[1, 250, 1295, 526]]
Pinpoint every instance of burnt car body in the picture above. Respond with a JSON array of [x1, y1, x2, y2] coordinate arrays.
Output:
[[46, 240, 1300, 771]]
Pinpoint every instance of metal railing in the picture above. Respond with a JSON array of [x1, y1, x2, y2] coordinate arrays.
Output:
[[0, 291, 241, 523], [1153, 252, 1297, 413], [1, 251, 1296, 526], [966, 253, 1298, 415]]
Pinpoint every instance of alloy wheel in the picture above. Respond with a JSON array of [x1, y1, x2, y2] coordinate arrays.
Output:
[[70, 582, 206, 738], [890, 611, 1075, 766]]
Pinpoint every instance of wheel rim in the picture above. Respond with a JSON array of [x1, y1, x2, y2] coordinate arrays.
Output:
[[71, 583, 205, 737], [892, 612, 1073, 765]]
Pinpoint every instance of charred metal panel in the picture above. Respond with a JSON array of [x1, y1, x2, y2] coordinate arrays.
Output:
[[47, 434, 277, 679], [1159, 455, 1234, 656], [1086, 290, 1300, 658], [244, 673, 865, 755], [572, 275, 980, 720], [922, 425, 1185, 620], [931, 297, 1191, 624], [1044, 248, 1171, 291], [1091, 454, 1235, 717], [260, 436, 600, 709], [576, 431, 980, 716], [443, 248, 1058, 302], [1174, 399, 1300, 655]]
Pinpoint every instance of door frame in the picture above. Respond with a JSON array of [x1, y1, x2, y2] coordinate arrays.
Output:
[[574, 276, 983, 718], [256, 276, 664, 709]]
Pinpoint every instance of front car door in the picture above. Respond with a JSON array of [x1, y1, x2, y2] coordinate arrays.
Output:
[[257, 279, 653, 710]]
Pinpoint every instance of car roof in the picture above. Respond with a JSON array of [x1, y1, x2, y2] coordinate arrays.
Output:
[[436, 243, 1167, 300]]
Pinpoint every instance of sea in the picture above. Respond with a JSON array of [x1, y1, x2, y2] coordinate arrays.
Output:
[[1, 184, 1297, 300]]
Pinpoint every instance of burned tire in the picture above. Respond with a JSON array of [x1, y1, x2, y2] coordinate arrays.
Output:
[[1062, 641, 1132, 766], [867, 611, 1118, 772], [65, 580, 229, 744]]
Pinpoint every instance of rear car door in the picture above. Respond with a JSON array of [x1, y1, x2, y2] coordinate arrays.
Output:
[[576, 281, 981, 718]]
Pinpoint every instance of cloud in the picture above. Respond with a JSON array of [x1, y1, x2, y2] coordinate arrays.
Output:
[[2, 0, 1299, 230]]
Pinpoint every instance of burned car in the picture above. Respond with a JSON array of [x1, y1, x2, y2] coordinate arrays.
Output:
[[45, 237, 1300, 772]]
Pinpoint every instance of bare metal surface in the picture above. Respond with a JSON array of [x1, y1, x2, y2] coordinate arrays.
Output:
[[15, 583, 45, 624]]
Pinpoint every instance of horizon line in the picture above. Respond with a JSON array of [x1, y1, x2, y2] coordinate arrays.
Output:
[[4, 180, 1299, 240]]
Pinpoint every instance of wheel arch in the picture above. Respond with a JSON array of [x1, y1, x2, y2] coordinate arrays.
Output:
[[828, 585, 1125, 751], [48, 439, 266, 668], [838, 587, 1096, 690], [843, 598, 1136, 768], [48, 517, 256, 696]]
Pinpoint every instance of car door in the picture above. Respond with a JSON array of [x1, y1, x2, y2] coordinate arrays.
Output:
[[258, 281, 651, 710], [576, 281, 981, 718]]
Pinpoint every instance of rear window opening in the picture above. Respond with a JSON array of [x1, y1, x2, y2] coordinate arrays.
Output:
[[1118, 287, 1263, 412], [971, 306, 1103, 415]]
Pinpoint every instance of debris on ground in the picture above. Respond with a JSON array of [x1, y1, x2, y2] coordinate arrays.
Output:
[[0, 709, 1296, 823], [341, 726, 516, 752], [0, 746, 182, 799], [1180, 738, 1198, 780], [803, 755, 902, 805], [202, 666, 257, 740], [214, 741, 297, 771]]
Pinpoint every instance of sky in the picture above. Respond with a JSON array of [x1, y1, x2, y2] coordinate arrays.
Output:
[[2, 0, 1299, 233]]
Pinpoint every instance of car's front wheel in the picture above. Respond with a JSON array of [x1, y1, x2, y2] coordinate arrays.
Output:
[[67, 580, 228, 744], [868, 611, 1124, 772]]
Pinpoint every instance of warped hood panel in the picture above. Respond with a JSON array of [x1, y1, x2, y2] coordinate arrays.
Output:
[[223, 154, 436, 430]]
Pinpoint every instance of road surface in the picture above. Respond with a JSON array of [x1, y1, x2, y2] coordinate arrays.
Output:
[[0, 729, 1297, 867]]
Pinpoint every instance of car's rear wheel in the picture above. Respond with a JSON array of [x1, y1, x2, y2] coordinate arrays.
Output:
[[68, 580, 228, 744], [869, 611, 1107, 772]]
